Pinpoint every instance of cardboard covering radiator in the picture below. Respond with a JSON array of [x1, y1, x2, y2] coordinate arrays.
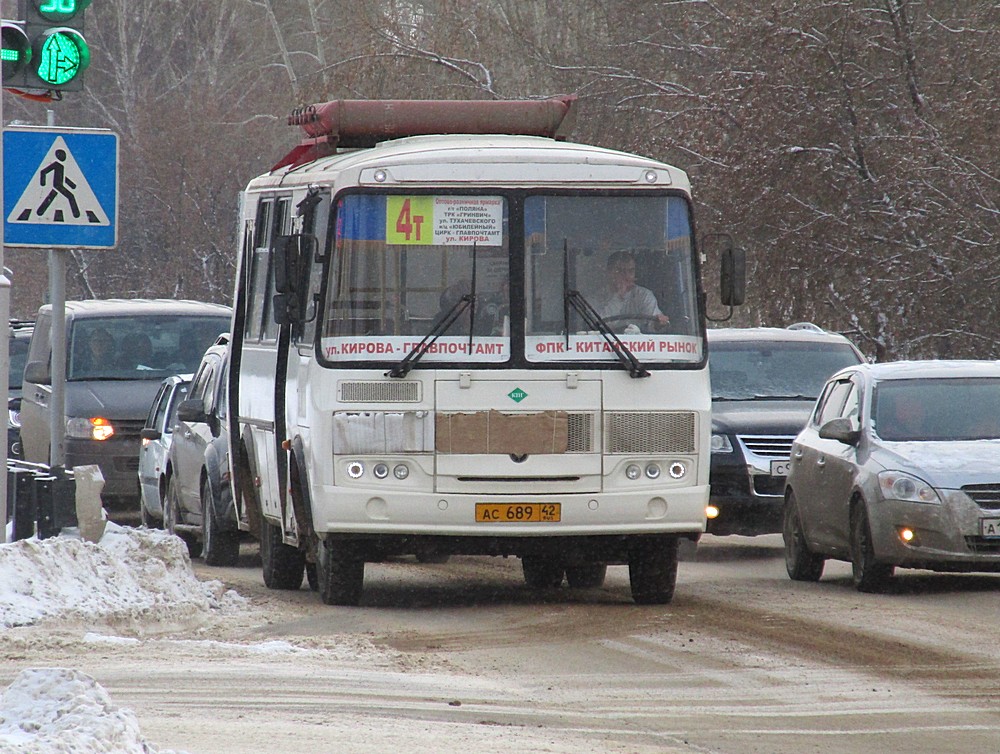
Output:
[[435, 410, 569, 455]]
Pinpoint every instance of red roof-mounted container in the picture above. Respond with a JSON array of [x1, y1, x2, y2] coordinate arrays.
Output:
[[272, 95, 578, 172]]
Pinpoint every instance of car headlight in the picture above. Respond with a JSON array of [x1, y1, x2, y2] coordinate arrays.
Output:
[[877, 470, 940, 504], [711, 434, 734, 453], [66, 417, 115, 441], [8, 407, 21, 429]]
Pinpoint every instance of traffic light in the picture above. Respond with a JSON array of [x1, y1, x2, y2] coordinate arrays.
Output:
[[6, 0, 91, 91], [1, 22, 31, 81]]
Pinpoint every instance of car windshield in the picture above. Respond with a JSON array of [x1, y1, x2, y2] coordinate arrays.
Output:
[[68, 316, 230, 381], [710, 340, 862, 400], [873, 377, 1000, 441]]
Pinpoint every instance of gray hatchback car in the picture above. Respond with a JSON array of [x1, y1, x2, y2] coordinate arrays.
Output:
[[784, 360, 1000, 591]]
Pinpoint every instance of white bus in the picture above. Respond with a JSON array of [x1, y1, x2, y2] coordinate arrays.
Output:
[[228, 97, 744, 605]]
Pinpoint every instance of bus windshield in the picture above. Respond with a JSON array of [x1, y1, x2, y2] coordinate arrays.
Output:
[[321, 192, 701, 366]]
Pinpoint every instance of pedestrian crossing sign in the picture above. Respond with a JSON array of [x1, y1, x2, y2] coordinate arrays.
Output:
[[3, 126, 118, 249]]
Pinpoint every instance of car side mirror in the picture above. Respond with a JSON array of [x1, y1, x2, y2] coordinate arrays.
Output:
[[819, 417, 861, 446], [140, 427, 162, 441], [176, 398, 208, 424], [24, 360, 51, 386]]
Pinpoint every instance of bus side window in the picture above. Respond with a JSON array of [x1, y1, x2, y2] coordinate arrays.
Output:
[[262, 198, 292, 342], [246, 200, 273, 342]]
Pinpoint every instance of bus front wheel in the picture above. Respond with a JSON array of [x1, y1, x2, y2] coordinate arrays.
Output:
[[628, 536, 679, 605], [318, 538, 365, 606]]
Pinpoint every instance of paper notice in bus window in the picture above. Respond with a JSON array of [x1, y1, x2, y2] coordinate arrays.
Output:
[[525, 334, 703, 363], [323, 335, 510, 362], [386, 196, 504, 246]]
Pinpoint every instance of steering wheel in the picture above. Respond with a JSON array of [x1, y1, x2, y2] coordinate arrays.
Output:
[[600, 314, 663, 333]]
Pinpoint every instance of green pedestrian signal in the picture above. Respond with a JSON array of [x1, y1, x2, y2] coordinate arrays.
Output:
[[5, 0, 92, 91]]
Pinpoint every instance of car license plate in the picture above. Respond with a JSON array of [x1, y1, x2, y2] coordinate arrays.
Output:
[[981, 518, 1000, 538], [770, 460, 791, 476], [475, 503, 561, 523]]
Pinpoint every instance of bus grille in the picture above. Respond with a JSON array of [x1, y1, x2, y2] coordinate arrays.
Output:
[[338, 381, 421, 403], [604, 412, 696, 454], [567, 413, 595, 453]]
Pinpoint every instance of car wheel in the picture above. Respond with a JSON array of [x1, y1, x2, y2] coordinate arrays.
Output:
[[317, 538, 365, 606], [521, 556, 565, 588], [850, 503, 894, 593], [164, 476, 202, 559], [260, 517, 305, 590], [628, 536, 678, 605], [201, 476, 240, 567], [565, 562, 608, 589], [783, 492, 825, 582]]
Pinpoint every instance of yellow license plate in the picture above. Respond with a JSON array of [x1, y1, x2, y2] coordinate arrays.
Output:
[[475, 503, 561, 523]]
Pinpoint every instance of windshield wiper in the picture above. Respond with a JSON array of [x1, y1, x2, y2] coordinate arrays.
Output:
[[560, 240, 648, 379], [387, 243, 479, 379], [565, 290, 650, 378], [386, 292, 474, 378]]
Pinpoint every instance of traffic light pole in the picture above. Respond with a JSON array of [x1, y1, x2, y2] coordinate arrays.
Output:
[[0, 60, 10, 543]]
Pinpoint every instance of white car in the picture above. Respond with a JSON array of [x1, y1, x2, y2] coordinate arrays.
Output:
[[138, 374, 192, 528], [784, 360, 1000, 592]]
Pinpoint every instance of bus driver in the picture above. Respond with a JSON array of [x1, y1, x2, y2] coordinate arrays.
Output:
[[594, 250, 669, 330]]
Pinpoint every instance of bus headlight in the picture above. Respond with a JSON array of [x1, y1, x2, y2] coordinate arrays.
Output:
[[645, 463, 661, 479], [393, 464, 409, 480], [346, 461, 365, 479], [668, 461, 687, 479], [373, 462, 389, 479], [625, 464, 642, 480]]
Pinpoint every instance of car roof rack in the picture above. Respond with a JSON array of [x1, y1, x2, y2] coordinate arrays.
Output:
[[786, 322, 825, 333]]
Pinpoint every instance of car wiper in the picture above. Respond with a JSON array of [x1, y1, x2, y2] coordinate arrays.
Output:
[[565, 290, 650, 379], [386, 291, 474, 378], [561, 240, 648, 379]]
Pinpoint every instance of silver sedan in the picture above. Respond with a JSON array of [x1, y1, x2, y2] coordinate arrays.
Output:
[[783, 360, 1000, 591]]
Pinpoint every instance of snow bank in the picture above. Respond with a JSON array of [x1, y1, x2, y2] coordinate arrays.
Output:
[[0, 668, 186, 754], [0, 526, 244, 753], [0, 524, 243, 631]]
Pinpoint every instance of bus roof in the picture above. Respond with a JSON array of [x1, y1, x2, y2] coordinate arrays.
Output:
[[246, 133, 691, 196]]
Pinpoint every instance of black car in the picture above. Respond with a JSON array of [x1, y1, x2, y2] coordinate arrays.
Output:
[[707, 324, 865, 536], [8, 320, 34, 459]]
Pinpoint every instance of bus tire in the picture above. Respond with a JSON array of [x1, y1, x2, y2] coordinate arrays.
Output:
[[260, 518, 305, 590], [318, 538, 365, 606], [521, 556, 564, 589], [628, 536, 678, 605]]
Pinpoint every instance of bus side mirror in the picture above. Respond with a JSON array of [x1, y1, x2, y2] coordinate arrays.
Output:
[[272, 293, 296, 326], [720, 246, 746, 307], [274, 235, 301, 295]]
